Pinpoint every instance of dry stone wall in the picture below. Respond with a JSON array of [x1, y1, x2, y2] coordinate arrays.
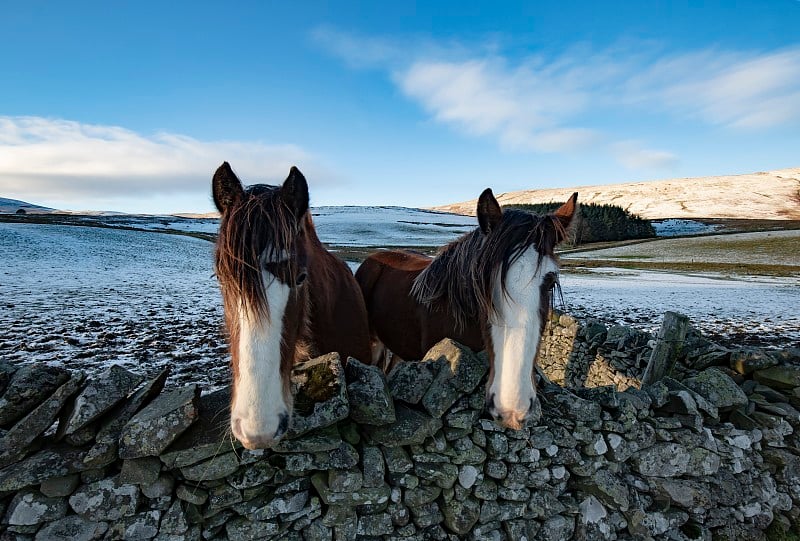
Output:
[[0, 317, 799, 541]]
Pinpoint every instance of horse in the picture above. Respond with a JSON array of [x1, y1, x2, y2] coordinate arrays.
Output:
[[212, 162, 371, 449], [355, 189, 577, 429]]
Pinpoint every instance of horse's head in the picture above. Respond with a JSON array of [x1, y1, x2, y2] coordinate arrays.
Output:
[[477, 189, 577, 429], [213, 162, 311, 449]]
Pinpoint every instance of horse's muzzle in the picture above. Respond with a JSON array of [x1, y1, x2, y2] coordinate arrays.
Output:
[[487, 395, 541, 430], [231, 411, 290, 449]]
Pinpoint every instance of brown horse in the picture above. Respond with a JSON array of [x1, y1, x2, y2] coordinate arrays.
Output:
[[213, 162, 371, 449], [356, 189, 577, 429]]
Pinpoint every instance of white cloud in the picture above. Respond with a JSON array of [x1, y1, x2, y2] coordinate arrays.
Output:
[[317, 29, 800, 170], [613, 141, 679, 171], [0, 116, 331, 209]]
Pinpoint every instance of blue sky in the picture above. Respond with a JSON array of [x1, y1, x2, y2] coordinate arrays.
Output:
[[1, 1, 799, 213]]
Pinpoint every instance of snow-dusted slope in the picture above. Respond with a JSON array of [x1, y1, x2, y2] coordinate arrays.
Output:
[[0, 197, 53, 213], [433, 167, 800, 220]]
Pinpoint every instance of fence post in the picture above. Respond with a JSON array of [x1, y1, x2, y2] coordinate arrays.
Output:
[[641, 311, 690, 387]]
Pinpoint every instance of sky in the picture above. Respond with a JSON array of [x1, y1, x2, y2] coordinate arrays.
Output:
[[1, 1, 799, 214]]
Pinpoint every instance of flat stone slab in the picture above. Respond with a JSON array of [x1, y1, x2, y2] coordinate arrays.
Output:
[[68, 476, 140, 522], [366, 404, 443, 447], [683, 368, 748, 411], [421, 339, 488, 418], [119, 384, 199, 459], [0, 365, 71, 427], [33, 515, 109, 541], [387, 361, 439, 405], [0, 447, 89, 492], [62, 365, 143, 436], [160, 387, 234, 469], [0, 373, 85, 466], [4, 490, 68, 526], [345, 358, 395, 425], [754, 365, 800, 390]]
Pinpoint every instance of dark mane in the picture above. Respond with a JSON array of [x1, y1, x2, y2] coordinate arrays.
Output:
[[214, 185, 301, 321], [411, 209, 567, 327]]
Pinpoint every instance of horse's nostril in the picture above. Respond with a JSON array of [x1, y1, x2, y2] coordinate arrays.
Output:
[[274, 411, 290, 439]]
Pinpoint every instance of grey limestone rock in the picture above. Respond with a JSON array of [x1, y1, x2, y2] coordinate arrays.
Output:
[[387, 361, 438, 404], [683, 368, 748, 411], [0, 373, 85, 467], [441, 496, 480, 535], [119, 384, 199, 458], [33, 515, 108, 541], [68, 476, 139, 522], [754, 365, 800, 390], [345, 358, 395, 425], [287, 353, 350, 438], [62, 365, 143, 436], [3, 490, 68, 526], [0, 447, 88, 492], [0, 365, 71, 427], [421, 339, 487, 418], [366, 404, 442, 447]]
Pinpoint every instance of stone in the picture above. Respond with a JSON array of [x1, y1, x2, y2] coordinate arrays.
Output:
[[68, 476, 139, 522], [33, 515, 108, 541], [0, 447, 88, 492], [141, 474, 175, 499], [62, 365, 143, 436], [227, 460, 276, 490], [421, 339, 488, 417], [442, 496, 480, 535], [683, 368, 748, 411], [754, 365, 800, 390], [539, 515, 575, 541], [382, 447, 414, 474], [287, 353, 350, 438], [225, 517, 280, 540], [120, 457, 162, 485], [180, 451, 239, 482], [106, 510, 160, 541], [39, 475, 80, 498], [632, 443, 720, 477], [366, 404, 442, 447], [252, 491, 308, 520], [119, 384, 199, 458], [0, 365, 71, 427], [273, 425, 342, 453], [404, 485, 441, 507], [92, 368, 169, 446], [361, 446, 386, 488], [414, 461, 458, 489], [328, 469, 363, 492], [159, 500, 188, 535], [345, 358, 395, 425], [176, 484, 208, 505], [730, 348, 779, 375], [458, 465, 479, 489], [574, 470, 630, 511], [0, 373, 85, 467], [357, 513, 393, 536], [387, 361, 438, 404], [3, 490, 68, 526]]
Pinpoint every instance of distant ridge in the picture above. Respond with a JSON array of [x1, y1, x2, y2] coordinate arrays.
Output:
[[432, 167, 800, 220], [0, 197, 53, 214]]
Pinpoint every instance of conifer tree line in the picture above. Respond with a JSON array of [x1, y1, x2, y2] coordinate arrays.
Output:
[[506, 202, 656, 245]]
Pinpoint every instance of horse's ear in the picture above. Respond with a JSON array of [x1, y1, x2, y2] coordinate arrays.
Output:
[[477, 188, 503, 234], [212, 162, 244, 214], [552, 192, 578, 243], [281, 166, 309, 221]]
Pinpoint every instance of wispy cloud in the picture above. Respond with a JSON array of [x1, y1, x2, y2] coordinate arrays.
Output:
[[316, 28, 800, 171], [0, 117, 331, 209]]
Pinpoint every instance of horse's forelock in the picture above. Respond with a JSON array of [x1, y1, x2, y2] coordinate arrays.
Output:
[[215, 188, 300, 322], [412, 209, 563, 326]]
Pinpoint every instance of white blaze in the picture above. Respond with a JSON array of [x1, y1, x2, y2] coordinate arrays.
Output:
[[230, 268, 291, 448], [487, 248, 558, 421]]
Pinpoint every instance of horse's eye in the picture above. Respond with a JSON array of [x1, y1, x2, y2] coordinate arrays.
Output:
[[295, 271, 308, 286]]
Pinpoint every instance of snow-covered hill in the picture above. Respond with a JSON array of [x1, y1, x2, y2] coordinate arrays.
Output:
[[0, 197, 53, 214], [433, 167, 800, 220]]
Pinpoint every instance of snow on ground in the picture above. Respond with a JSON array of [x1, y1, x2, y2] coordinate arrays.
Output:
[[559, 268, 800, 348], [1, 216, 798, 389], [651, 219, 720, 236]]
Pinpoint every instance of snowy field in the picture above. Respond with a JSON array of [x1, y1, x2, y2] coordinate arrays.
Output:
[[1, 215, 798, 389]]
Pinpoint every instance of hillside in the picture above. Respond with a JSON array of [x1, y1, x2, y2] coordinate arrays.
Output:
[[0, 197, 53, 214], [432, 167, 800, 220]]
